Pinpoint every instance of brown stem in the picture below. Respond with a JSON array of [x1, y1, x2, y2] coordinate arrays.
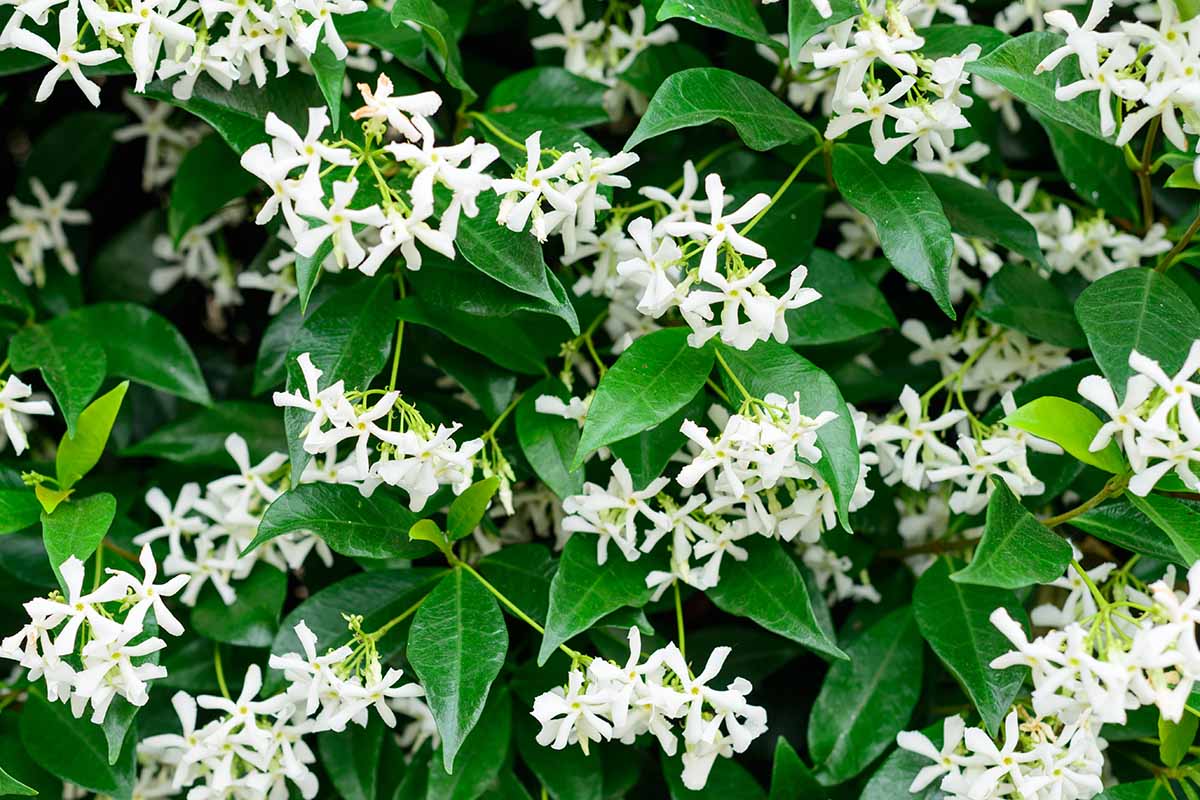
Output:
[[1137, 117, 1160, 234]]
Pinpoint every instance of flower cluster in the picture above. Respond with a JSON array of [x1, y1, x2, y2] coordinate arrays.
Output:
[[0, 0, 366, 107], [114, 93, 207, 192], [151, 205, 246, 310], [274, 352, 484, 511], [0, 548, 185, 724], [0, 179, 89, 287], [137, 432, 332, 606], [900, 557, 1200, 799], [528, 1, 678, 120], [531, 627, 767, 791], [137, 619, 426, 798], [571, 162, 822, 352], [1080, 342, 1200, 496]]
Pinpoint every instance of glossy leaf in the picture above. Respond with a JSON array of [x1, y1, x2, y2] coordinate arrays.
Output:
[[978, 263, 1087, 348], [515, 379, 585, 500], [55, 381, 128, 491], [1072, 499, 1187, 566], [788, 0, 858, 66], [41, 492, 117, 593], [123, 402, 286, 466], [768, 737, 826, 800], [19, 690, 135, 797], [926, 175, 1049, 273], [425, 688, 512, 798], [1127, 493, 1200, 565], [447, 477, 501, 542], [832, 143, 956, 317], [487, 67, 609, 128], [1001, 396, 1126, 473], [190, 563, 287, 648], [574, 328, 714, 465], [408, 567, 508, 772], [0, 487, 41, 534], [1038, 114, 1139, 223], [8, 314, 106, 436], [167, 133, 258, 244], [952, 480, 1072, 589], [317, 716, 385, 800], [784, 248, 897, 345], [656, 0, 780, 51]]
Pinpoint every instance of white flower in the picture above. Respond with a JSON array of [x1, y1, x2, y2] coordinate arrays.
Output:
[[662, 174, 770, 280], [350, 73, 443, 141], [0, 375, 53, 454], [8, 0, 119, 106]]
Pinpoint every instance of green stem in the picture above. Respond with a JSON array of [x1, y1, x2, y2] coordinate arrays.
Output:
[[467, 112, 526, 152], [214, 644, 231, 700], [673, 580, 686, 661], [1156, 212, 1200, 273], [1042, 474, 1128, 528], [1071, 559, 1109, 611], [713, 349, 752, 402], [368, 591, 432, 641], [483, 393, 523, 439], [705, 377, 731, 405], [1137, 117, 1159, 234], [740, 144, 823, 235]]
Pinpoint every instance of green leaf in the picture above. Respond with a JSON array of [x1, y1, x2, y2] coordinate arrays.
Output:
[[745, 181, 825, 268], [808, 607, 923, 783], [916, 24, 1011, 58], [55, 382, 128, 491], [19, 690, 135, 797], [832, 143, 955, 317], [410, 519, 449, 551], [657, 0, 781, 51], [272, 568, 445, 663], [715, 341, 859, 531], [335, 6, 425, 61], [76, 303, 211, 405], [295, 235, 334, 315], [516, 715, 603, 800], [0, 250, 33, 319], [965, 31, 1107, 140], [41, 493, 117, 593], [425, 688, 512, 799], [609, 390, 708, 490], [626, 68, 818, 152], [1076, 268, 1200, 399], [663, 751, 766, 799], [145, 73, 325, 154], [1160, 712, 1198, 768], [0, 762, 36, 796], [425, 336, 517, 419], [952, 479, 1072, 589], [913, 559, 1028, 734], [456, 193, 580, 334], [390, 0, 474, 102], [783, 248, 897, 345], [860, 722, 945, 800], [447, 478, 501, 542], [309, 41, 346, 126], [788, 0, 858, 66], [285, 277, 396, 481], [253, 283, 335, 394], [620, 42, 711, 98], [397, 297, 555, 374], [479, 543, 556, 626], [1097, 781, 1173, 800], [123, 402, 285, 466], [1037, 113, 1140, 223], [487, 67, 609, 128], [167, 133, 258, 244], [574, 328, 714, 466], [8, 315, 107, 436], [190, 563, 287, 648], [1072, 499, 1187, 566], [515, 379, 585, 500], [539, 535, 659, 665], [1127, 494, 1200, 565], [1001, 396, 1127, 473], [249, 483, 430, 559], [0, 487, 41, 534], [925, 174, 1050, 273], [707, 538, 845, 660], [317, 716, 385, 800], [408, 568, 508, 772], [978, 263, 1087, 347], [768, 737, 826, 800]]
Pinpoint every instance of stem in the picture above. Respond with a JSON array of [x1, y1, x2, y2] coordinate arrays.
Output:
[[1137, 117, 1159, 234], [368, 591, 431, 641], [673, 581, 686, 661], [467, 112, 526, 152], [1042, 474, 1128, 528], [214, 644, 231, 700], [386, 277, 406, 430], [101, 538, 139, 564], [92, 542, 104, 592], [456, 560, 586, 662], [584, 333, 607, 378], [713, 349, 752, 402], [1071, 559, 1109, 610], [740, 144, 823, 235], [705, 377, 732, 405], [483, 393, 522, 439], [1156, 212, 1200, 273]]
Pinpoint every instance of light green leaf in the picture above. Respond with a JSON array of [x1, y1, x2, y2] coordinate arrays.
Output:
[[715, 341, 859, 531], [515, 379, 585, 500], [191, 563, 287, 648], [1076, 268, 1200, 400], [447, 478, 501, 542], [0, 762, 36, 796], [952, 480, 1072, 589], [657, 0, 781, 51], [167, 133, 258, 244], [249, 483, 430, 560], [832, 143, 955, 317], [56, 382, 128, 491], [965, 31, 1107, 140], [707, 538, 845, 660], [9, 315, 106, 436], [41, 493, 117, 593], [626, 68, 819, 152], [925, 174, 1049, 273], [1001, 396, 1126, 473], [574, 328, 714, 466], [1159, 713, 1198, 769], [539, 535, 660, 665], [978, 263, 1087, 348], [408, 568, 508, 772], [913, 559, 1028, 734], [1127, 494, 1200, 565], [809, 607, 923, 784]]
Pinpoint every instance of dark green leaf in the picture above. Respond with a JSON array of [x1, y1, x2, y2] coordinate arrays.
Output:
[[859, 722, 944, 800], [768, 737, 826, 800], [626, 68, 818, 152], [978, 263, 1086, 347], [788, 0, 858, 66], [808, 607, 923, 783], [1038, 113, 1139, 223], [318, 715, 385, 800], [168, 133, 258, 243], [575, 328, 714, 465], [515, 379, 585, 500], [190, 563, 287, 648], [0, 487, 41, 535], [707, 538, 845, 660], [952, 479, 1072, 589], [1127, 494, 1200, 565], [41, 493, 117, 593], [656, 0, 780, 50], [916, 24, 1010, 58], [309, 41, 346, 126], [0, 762, 36, 796], [19, 690, 135, 796], [425, 687, 512, 798], [408, 568, 508, 772], [1072, 499, 1187, 566], [123, 402, 286, 466], [832, 143, 955, 317], [390, 0, 474, 102], [479, 543, 556, 626], [926, 174, 1049, 273], [516, 715, 603, 800], [663, 750, 766, 799], [17, 113, 125, 201], [487, 67, 609, 128], [9, 315, 106, 437], [620, 42, 710, 97], [784, 248, 897, 345]]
